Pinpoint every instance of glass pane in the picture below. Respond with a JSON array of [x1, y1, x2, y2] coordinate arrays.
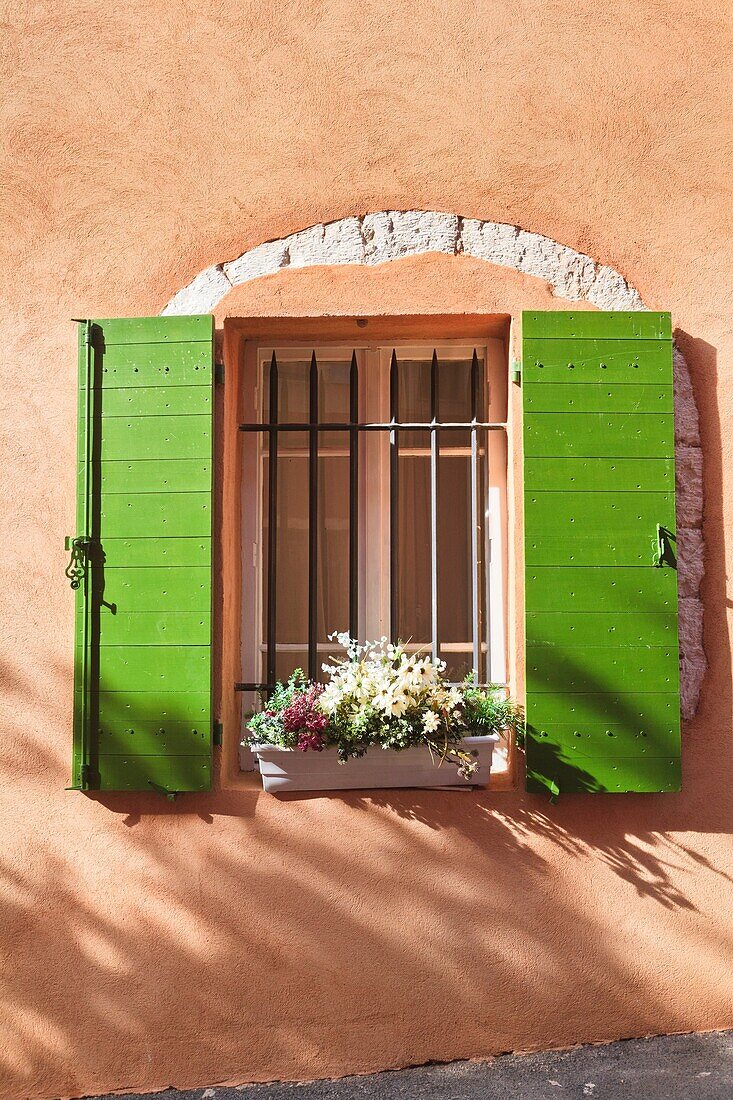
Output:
[[440, 356, 485, 449], [275, 649, 308, 683], [438, 453, 472, 649], [397, 358, 431, 422], [318, 360, 351, 422], [437, 432, 487, 682], [438, 357, 481, 421], [263, 359, 309, 422], [318, 432, 350, 643], [395, 431, 431, 646], [397, 359, 431, 447], [263, 356, 352, 423], [261, 432, 309, 673]]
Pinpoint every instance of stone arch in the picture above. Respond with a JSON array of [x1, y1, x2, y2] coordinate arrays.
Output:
[[161, 210, 705, 718], [161, 211, 646, 316]]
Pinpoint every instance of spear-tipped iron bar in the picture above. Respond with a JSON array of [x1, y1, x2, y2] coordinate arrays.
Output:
[[349, 350, 359, 640], [308, 351, 319, 681], [430, 349, 439, 663], [266, 351, 279, 694], [470, 348, 481, 681], [389, 350, 399, 642]]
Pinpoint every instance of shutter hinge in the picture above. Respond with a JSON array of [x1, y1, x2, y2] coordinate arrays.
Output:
[[215, 361, 225, 384], [511, 359, 522, 385], [213, 720, 223, 746], [66, 763, 94, 792], [71, 319, 96, 346]]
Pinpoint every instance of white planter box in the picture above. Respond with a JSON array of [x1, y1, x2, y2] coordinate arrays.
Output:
[[250, 735, 500, 793]]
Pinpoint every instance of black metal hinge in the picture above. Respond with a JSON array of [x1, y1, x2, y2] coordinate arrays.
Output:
[[215, 361, 225, 385], [213, 721, 223, 746], [71, 319, 97, 347]]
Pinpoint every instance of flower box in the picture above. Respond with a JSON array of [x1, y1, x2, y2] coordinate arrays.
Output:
[[251, 734, 501, 793]]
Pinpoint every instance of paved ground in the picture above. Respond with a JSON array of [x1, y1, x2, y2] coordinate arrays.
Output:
[[90, 1030, 733, 1100]]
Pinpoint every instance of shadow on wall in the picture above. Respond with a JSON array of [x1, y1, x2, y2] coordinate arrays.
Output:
[[0, 336, 731, 1100]]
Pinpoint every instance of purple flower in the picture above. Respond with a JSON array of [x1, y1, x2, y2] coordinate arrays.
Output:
[[281, 684, 328, 751]]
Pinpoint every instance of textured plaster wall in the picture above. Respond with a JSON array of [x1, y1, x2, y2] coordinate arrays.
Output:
[[1, 3, 732, 1099]]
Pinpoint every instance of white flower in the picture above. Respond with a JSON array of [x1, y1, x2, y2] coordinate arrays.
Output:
[[374, 690, 392, 713], [447, 686, 463, 708], [422, 710, 440, 733], [319, 683, 341, 713], [389, 692, 410, 717]]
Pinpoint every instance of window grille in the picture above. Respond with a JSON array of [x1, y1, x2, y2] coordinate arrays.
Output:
[[236, 347, 507, 695]]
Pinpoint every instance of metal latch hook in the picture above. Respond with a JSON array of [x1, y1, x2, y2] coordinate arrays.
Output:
[[64, 536, 92, 590], [653, 525, 677, 569]]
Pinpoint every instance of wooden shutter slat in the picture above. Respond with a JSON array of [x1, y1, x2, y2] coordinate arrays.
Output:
[[527, 612, 678, 647], [524, 413, 674, 458], [526, 566, 675, 612], [99, 460, 212, 495], [97, 756, 211, 793], [96, 690, 210, 723], [526, 646, 679, 695], [522, 311, 672, 340], [101, 493, 211, 537], [100, 566, 211, 609], [99, 415, 211, 460], [524, 382, 674, 413], [95, 315, 215, 344], [98, 612, 211, 647], [524, 457, 674, 493], [101, 537, 210, 569], [100, 385, 211, 417]]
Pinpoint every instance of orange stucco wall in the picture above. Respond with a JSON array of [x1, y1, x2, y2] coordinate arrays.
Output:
[[2, 4, 733, 1098]]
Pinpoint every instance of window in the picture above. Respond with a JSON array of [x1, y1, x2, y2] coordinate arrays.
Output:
[[239, 341, 508, 707]]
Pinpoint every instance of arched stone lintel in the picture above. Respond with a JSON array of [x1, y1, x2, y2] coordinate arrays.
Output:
[[161, 211, 646, 317]]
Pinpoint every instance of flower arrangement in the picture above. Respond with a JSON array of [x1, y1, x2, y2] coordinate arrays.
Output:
[[245, 634, 523, 780]]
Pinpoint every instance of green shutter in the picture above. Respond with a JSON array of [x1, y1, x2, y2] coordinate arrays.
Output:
[[522, 310, 681, 794], [70, 316, 214, 793]]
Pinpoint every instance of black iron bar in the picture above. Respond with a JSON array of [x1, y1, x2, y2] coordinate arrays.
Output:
[[470, 346, 479, 422], [430, 349, 439, 662], [266, 351, 279, 694], [470, 348, 481, 681], [240, 421, 506, 432], [308, 351, 319, 681], [349, 350, 359, 640], [389, 349, 399, 642]]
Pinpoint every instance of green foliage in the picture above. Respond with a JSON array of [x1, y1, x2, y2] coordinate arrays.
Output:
[[460, 680, 525, 738], [245, 669, 307, 750]]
